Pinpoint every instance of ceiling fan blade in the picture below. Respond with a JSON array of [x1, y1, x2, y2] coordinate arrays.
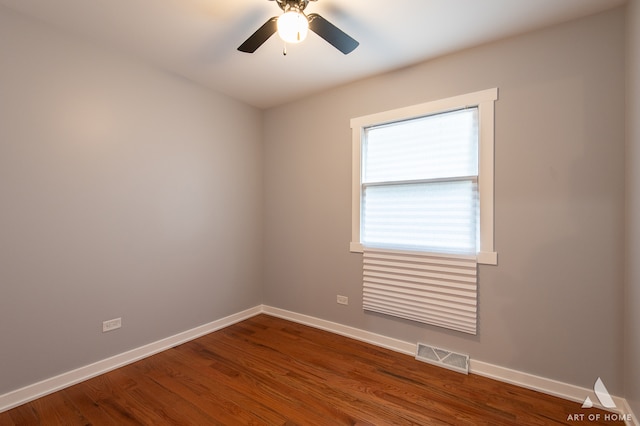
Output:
[[307, 13, 359, 54], [238, 16, 278, 53]]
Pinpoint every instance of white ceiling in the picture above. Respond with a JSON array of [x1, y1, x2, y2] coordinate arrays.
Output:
[[0, 0, 626, 108]]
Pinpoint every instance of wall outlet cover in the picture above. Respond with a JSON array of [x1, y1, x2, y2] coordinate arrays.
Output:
[[102, 318, 122, 333]]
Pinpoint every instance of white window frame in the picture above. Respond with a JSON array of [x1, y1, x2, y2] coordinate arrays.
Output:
[[350, 88, 498, 265]]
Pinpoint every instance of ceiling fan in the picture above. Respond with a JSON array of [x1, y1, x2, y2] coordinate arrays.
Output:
[[238, 0, 359, 55]]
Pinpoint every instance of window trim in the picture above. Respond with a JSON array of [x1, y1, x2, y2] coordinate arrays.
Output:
[[350, 88, 498, 265]]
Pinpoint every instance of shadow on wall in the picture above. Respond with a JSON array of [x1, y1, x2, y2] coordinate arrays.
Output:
[[494, 74, 623, 392]]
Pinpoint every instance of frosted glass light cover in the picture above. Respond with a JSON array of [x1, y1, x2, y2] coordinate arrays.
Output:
[[277, 11, 309, 44]]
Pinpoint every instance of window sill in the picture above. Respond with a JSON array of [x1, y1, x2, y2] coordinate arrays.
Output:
[[350, 242, 497, 266]]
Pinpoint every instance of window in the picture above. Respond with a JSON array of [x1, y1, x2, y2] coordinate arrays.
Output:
[[351, 89, 498, 265]]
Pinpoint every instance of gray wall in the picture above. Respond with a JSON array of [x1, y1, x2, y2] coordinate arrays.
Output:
[[0, 6, 263, 394], [626, 0, 640, 417], [264, 8, 626, 393]]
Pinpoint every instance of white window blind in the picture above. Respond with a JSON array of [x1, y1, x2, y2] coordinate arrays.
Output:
[[363, 248, 478, 334], [362, 108, 479, 256]]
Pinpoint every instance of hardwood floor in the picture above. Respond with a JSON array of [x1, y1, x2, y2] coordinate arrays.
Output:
[[0, 314, 619, 425]]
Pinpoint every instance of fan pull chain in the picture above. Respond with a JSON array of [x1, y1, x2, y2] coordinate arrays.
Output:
[[283, 43, 287, 56]]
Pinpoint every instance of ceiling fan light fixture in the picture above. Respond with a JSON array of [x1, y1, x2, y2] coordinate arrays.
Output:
[[277, 9, 309, 44], [238, 0, 359, 55]]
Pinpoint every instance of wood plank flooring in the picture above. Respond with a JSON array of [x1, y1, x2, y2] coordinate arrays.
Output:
[[0, 314, 619, 425]]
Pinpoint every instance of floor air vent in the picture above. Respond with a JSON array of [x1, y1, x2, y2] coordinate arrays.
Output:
[[416, 343, 469, 374]]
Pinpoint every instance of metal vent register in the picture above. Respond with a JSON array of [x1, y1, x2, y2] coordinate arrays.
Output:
[[416, 343, 469, 374]]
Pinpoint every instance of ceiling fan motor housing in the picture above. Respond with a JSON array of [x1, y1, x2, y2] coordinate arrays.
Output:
[[276, 0, 312, 13]]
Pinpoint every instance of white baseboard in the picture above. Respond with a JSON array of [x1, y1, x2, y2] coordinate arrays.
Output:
[[1, 304, 637, 426], [622, 399, 640, 426], [261, 305, 417, 356], [261, 305, 638, 426], [0, 306, 262, 413], [470, 360, 634, 424]]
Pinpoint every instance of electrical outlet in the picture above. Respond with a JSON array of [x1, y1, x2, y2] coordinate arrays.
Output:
[[337, 295, 348, 305], [102, 317, 122, 333]]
